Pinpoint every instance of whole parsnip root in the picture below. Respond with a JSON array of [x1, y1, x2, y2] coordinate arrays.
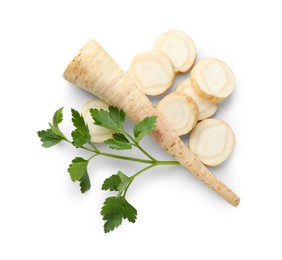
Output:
[[63, 40, 240, 207]]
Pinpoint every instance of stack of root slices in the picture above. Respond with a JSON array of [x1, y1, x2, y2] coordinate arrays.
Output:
[[82, 30, 236, 167]]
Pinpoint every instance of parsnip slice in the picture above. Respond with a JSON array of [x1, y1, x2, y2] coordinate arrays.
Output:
[[128, 50, 175, 96], [189, 118, 235, 166], [81, 100, 115, 143], [175, 78, 217, 120], [191, 58, 235, 103], [154, 30, 196, 74], [157, 93, 198, 136]]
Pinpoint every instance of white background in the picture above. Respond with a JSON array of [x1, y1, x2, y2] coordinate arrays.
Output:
[[1, 0, 282, 259]]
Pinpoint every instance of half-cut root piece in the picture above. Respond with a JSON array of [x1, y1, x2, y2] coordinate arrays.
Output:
[[191, 58, 235, 103], [154, 30, 196, 74], [128, 50, 174, 96], [81, 100, 115, 143], [157, 93, 198, 136], [175, 78, 217, 120], [189, 118, 235, 166]]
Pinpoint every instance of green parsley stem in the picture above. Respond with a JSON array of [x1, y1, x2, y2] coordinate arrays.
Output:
[[98, 151, 154, 164], [122, 130, 157, 161], [79, 144, 179, 165]]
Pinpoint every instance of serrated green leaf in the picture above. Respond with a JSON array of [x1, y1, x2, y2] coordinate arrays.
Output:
[[101, 197, 123, 219], [133, 116, 157, 142], [68, 157, 88, 181], [71, 109, 91, 147], [80, 171, 91, 193], [104, 139, 132, 150], [90, 108, 121, 131], [37, 129, 63, 148], [102, 174, 121, 191], [118, 171, 129, 182], [71, 129, 89, 147], [101, 197, 124, 233], [104, 213, 123, 233], [53, 107, 64, 127], [117, 171, 130, 194], [101, 196, 137, 233], [48, 123, 65, 139], [122, 199, 137, 223], [112, 133, 130, 143], [37, 108, 66, 147], [108, 106, 125, 127]]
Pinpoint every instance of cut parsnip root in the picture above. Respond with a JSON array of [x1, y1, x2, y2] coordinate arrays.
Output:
[[189, 118, 235, 166], [81, 100, 115, 143], [191, 58, 235, 103], [128, 50, 175, 96], [157, 93, 198, 136], [175, 78, 217, 120], [154, 30, 196, 74]]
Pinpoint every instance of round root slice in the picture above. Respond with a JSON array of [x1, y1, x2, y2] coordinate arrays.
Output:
[[157, 93, 199, 136], [128, 50, 175, 96], [189, 118, 235, 166], [191, 58, 235, 103], [81, 99, 115, 143], [154, 30, 197, 74], [175, 78, 217, 120]]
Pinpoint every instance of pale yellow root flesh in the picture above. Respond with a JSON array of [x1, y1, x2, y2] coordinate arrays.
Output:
[[191, 58, 235, 103], [63, 40, 240, 207], [154, 30, 197, 74], [175, 78, 217, 120], [81, 99, 115, 143], [128, 50, 175, 96], [189, 119, 235, 166], [157, 93, 198, 136]]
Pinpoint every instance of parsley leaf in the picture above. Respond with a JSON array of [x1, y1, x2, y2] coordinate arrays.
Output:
[[108, 106, 125, 127], [101, 196, 137, 233], [37, 107, 66, 147], [37, 129, 63, 148], [133, 116, 157, 142], [117, 171, 130, 194], [79, 171, 91, 193], [71, 109, 91, 147], [122, 199, 137, 223], [68, 157, 88, 181], [101, 197, 123, 233], [104, 133, 132, 150], [90, 107, 125, 131], [53, 107, 64, 127], [112, 133, 130, 143], [48, 107, 66, 139], [104, 139, 132, 150], [102, 174, 121, 191]]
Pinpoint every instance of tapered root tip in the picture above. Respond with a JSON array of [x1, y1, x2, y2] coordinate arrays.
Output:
[[232, 197, 240, 207]]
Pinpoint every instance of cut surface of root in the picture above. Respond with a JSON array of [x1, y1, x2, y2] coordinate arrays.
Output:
[[157, 92, 198, 136], [128, 50, 174, 96], [81, 99, 115, 143], [175, 78, 217, 120], [189, 118, 235, 166], [154, 30, 196, 74], [191, 58, 235, 103]]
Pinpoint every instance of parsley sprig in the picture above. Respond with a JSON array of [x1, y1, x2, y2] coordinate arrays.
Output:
[[38, 106, 179, 233]]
